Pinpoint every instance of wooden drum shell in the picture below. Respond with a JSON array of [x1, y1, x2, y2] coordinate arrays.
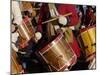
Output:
[[38, 33, 77, 71]]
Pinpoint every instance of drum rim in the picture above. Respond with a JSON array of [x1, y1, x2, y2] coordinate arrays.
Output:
[[39, 33, 63, 53], [80, 25, 96, 33], [38, 50, 77, 71]]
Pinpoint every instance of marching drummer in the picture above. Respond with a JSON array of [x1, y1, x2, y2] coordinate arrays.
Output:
[[37, 3, 81, 58], [12, 1, 43, 73], [57, 4, 81, 58]]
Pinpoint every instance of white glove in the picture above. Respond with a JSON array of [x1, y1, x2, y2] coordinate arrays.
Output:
[[35, 32, 42, 41], [58, 15, 68, 26], [12, 32, 19, 43]]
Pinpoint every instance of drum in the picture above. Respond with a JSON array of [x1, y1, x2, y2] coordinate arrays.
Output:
[[77, 25, 96, 62], [37, 33, 77, 71], [11, 50, 23, 74], [17, 17, 35, 43]]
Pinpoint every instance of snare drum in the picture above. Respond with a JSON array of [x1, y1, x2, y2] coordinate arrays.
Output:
[[37, 33, 77, 71], [77, 25, 96, 61], [17, 17, 36, 45]]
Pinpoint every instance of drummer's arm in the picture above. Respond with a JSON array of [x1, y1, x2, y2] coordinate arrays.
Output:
[[12, 1, 22, 25], [12, 42, 26, 54]]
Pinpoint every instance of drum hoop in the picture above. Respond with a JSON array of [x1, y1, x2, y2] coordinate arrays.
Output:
[[80, 25, 95, 33], [39, 33, 63, 54], [78, 26, 95, 38], [86, 52, 96, 62], [87, 52, 96, 59], [39, 50, 77, 71]]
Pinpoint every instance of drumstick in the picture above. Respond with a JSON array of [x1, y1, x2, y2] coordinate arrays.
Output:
[[42, 13, 72, 24], [33, 8, 40, 10]]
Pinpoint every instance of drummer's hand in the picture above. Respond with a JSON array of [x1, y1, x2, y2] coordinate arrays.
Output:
[[58, 15, 68, 26], [35, 32, 42, 42]]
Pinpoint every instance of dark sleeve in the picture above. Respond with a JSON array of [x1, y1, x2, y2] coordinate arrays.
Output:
[[37, 3, 49, 32]]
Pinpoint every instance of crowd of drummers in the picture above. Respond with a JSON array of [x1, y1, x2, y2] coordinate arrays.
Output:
[[11, 1, 96, 74]]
